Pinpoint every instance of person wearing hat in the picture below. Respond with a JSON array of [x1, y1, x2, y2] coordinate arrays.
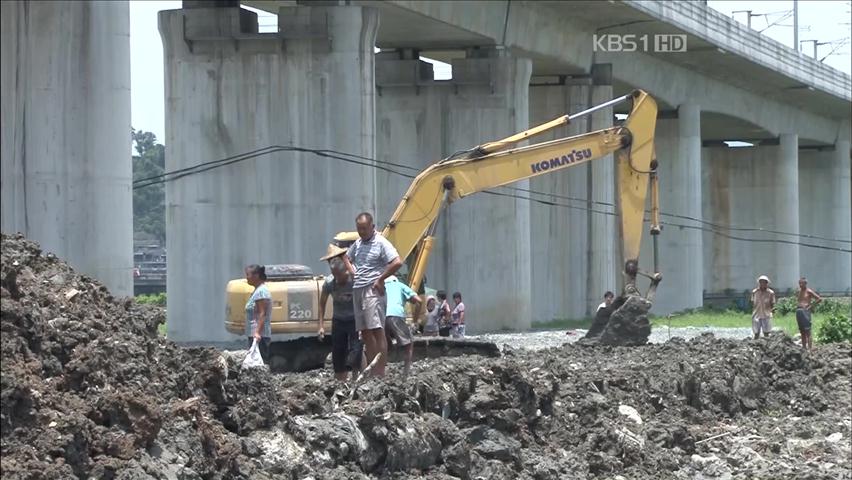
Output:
[[318, 243, 361, 381], [750, 275, 776, 339]]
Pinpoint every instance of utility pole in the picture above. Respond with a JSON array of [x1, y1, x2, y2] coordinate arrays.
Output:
[[793, 0, 799, 51], [732, 10, 756, 28]]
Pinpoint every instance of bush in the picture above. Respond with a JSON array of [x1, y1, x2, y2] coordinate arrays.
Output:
[[136, 292, 167, 306], [776, 297, 848, 317], [813, 298, 849, 316], [774, 296, 797, 316], [816, 312, 852, 344]]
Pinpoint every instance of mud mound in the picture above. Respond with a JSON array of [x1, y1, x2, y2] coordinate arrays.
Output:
[[2, 232, 850, 479]]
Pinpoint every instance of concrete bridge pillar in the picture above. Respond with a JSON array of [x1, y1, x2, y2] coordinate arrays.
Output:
[[799, 138, 852, 294], [587, 67, 617, 315], [775, 133, 801, 290], [0, 1, 133, 296], [528, 82, 591, 322], [527, 65, 620, 322], [831, 140, 852, 292], [376, 49, 532, 333], [159, 4, 378, 342], [648, 103, 704, 313], [704, 134, 802, 296]]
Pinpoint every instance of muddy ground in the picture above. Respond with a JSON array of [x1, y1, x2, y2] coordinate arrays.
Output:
[[1, 232, 850, 480]]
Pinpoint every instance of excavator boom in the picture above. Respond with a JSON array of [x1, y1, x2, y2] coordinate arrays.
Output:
[[382, 90, 658, 295]]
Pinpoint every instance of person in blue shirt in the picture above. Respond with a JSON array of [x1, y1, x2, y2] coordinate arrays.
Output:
[[384, 275, 421, 377], [244, 264, 271, 364]]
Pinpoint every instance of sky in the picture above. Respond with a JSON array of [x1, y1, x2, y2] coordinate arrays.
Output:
[[130, 1, 851, 144]]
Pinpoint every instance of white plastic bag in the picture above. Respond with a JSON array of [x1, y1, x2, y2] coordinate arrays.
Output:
[[242, 338, 266, 370]]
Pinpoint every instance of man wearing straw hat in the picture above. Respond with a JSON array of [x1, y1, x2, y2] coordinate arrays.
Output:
[[318, 243, 362, 381], [750, 275, 776, 339]]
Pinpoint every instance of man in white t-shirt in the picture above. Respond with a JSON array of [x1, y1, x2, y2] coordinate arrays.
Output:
[[596, 291, 615, 313]]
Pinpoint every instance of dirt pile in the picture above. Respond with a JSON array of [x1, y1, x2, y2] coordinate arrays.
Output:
[[2, 232, 851, 479], [581, 295, 653, 346]]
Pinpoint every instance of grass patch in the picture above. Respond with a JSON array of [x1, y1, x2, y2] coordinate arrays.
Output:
[[158, 322, 167, 338], [655, 310, 831, 336], [534, 307, 846, 340], [136, 292, 167, 306]]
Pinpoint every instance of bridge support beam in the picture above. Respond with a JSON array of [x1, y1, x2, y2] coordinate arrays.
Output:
[[774, 133, 801, 289], [527, 66, 620, 321], [642, 103, 704, 314], [159, 4, 378, 342], [528, 82, 591, 322], [587, 69, 617, 315], [798, 140, 852, 294], [0, 1, 133, 296], [703, 135, 803, 295], [376, 49, 533, 333]]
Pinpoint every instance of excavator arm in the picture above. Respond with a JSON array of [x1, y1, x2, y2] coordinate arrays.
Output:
[[381, 90, 659, 296]]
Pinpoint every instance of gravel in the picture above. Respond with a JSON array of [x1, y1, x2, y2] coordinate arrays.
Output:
[[469, 327, 762, 351]]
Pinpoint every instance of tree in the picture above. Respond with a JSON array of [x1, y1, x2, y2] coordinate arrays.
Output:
[[132, 128, 166, 244]]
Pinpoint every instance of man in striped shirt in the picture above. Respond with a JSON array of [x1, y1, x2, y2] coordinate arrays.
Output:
[[342, 212, 402, 377]]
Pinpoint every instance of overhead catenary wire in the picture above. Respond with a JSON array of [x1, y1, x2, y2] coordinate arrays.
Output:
[[136, 146, 847, 245], [132, 146, 852, 253]]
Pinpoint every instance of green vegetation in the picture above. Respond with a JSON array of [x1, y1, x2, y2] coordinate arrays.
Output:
[[816, 313, 852, 344], [136, 293, 167, 337], [135, 292, 167, 306], [657, 309, 829, 337], [533, 298, 851, 345], [132, 129, 166, 244]]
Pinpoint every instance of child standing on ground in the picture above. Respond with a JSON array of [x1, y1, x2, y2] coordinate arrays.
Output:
[[384, 276, 421, 377], [451, 292, 466, 338]]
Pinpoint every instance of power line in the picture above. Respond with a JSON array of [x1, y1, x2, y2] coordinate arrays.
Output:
[[132, 146, 852, 253], [134, 147, 852, 246]]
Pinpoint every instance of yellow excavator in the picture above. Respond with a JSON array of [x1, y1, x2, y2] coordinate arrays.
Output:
[[226, 89, 663, 370]]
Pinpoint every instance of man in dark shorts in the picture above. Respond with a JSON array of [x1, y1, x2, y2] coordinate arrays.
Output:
[[796, 277, 822, 351], [318, 244, 362, 381], [384, 275, 421, 378]]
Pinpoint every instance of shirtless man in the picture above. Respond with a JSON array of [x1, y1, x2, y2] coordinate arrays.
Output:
[[796, 277, 822, 351]]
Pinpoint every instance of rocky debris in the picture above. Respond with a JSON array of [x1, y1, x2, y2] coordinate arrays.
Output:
[[2, 232, 851, 479], [581, 294, 653, 346]]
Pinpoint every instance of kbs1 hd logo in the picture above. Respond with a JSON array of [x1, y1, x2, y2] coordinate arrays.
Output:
[[593, 34, 687, 53]]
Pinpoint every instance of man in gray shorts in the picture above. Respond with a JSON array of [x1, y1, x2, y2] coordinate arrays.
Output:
[[796, 277, 821, 351], [342, 212, 402, 377], [751, 275, 776, 339]]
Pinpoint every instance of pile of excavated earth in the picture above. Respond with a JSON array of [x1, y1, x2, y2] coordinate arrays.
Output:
[[1, 232, 850, 480]]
